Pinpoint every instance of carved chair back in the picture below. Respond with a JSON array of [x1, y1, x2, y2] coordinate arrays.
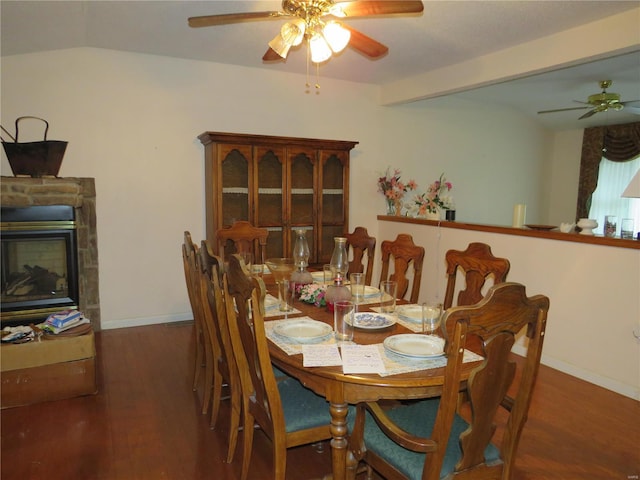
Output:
[[345, 226, 376, 285], [443, 242, 511, 310], [379, 233, 425, 303], [216, 220, 268, 264]]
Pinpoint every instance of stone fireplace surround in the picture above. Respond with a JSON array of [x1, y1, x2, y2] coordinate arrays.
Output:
[[1, 177, 101, 330]]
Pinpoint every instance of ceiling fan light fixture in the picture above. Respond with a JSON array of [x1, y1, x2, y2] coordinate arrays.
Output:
[[323, 21, 350, 53], [281, 18, 306, 46], [328, 4, 346, 17], [268, 33, 292, 58], [309, 33, 332, 63]]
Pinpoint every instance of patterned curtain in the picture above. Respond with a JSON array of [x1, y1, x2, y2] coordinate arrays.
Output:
[[576, 122, 640, 219]]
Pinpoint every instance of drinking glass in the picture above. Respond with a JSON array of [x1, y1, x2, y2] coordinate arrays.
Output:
[[621, 218, 634, 239], [280, 279, 295, 317], [334, 300, 355, 344], [350, 273, 365, 306], [422, 301, 442, 335], [604, 215, 617, 237], [379, 280, 397, 313], [323, 264, 333, 284]]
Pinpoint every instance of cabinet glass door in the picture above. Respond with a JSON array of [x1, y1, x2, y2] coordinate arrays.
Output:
[[256, 146, 285, 258], [289, 149, 317, 261], [220, 145, 251, 227], [320, 151, 348, 262]]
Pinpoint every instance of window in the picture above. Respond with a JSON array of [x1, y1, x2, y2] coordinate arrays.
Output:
[[588, 156, 640, 236]]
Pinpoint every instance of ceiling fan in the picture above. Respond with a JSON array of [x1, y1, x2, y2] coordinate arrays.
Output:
[[537, 80, 640, 120], [188, 1, 424, 64]]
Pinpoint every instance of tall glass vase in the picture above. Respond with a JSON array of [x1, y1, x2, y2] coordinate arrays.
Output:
[[386, 198, 395, 215]]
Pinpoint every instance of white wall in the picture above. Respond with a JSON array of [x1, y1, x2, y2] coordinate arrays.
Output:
[[377, 220, 640, 400], [2, 47, 572, 333], [546, 129, 584, 225]]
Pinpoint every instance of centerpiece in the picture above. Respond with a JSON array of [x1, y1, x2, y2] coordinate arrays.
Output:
[[414, 173, 453, 220], [298, 283, 327, 307], [377, 167, 417, 216]]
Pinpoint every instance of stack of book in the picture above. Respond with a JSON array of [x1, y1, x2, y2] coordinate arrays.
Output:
[[42, 310, 89, 334]]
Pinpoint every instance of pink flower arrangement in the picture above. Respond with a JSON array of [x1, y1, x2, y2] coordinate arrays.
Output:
[[377, 167, 417, 202], [415, 173, 453, 214], [298, 283, 326, 307]]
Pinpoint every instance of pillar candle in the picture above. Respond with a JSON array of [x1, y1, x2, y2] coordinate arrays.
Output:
[[512, 204, 526, 228]]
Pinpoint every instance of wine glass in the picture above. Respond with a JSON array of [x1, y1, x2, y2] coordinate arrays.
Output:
[[281, 279, 295, 321], [265, 258, 295, 312]]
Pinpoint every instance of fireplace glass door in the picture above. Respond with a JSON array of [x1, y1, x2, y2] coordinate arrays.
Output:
[[1, 206, 79, 325]]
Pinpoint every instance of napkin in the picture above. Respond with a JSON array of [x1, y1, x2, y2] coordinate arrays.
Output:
[[302, 344, 343, 367], [341, 344, 386, 374]]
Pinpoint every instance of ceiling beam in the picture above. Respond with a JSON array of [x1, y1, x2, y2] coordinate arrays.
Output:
[[379, 7, 640, 106]]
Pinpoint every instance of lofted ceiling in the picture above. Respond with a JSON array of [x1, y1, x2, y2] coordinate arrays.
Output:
[[2, 1, 639, 131]]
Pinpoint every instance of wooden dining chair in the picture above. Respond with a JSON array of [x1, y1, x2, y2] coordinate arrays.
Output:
[[347, 282, 550, 480], [182, 231, 213, 414], [216, 220, 269, 264], [199, 241, 242, 462], [379, 233, 425, 303], [345, 226, 376, 285], [443, 242, 511, 310], [223, 254, 334, 480]]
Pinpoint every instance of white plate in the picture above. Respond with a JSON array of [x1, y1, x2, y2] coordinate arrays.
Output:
[[273, 319, 332, 343], [363, 286, 380, 298], [383, 334, 445, 358], [396, 304, 423, 323], [350, 312, 396, 330]]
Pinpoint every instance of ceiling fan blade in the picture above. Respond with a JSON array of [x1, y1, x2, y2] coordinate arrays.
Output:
[[579, 109, 599, 120], [342, 24, 388, 58], [537, 106, 589, 115], [338, 1, 424, 17], [262, 47, 283, 62], [623, 105, 640, 115], [188, 11, 283, 28]]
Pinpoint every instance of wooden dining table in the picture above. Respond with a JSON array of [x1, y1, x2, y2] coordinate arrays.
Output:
[[263, 278, 481, 480]]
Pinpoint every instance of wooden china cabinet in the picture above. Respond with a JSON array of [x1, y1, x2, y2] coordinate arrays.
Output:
[[198, 132, 358, 264]]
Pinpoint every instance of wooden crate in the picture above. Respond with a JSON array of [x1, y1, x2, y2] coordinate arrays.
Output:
[[1, 330, 97, 408]]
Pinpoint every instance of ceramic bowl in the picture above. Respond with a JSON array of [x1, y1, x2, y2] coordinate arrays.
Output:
[[577, 218, 597, 235]]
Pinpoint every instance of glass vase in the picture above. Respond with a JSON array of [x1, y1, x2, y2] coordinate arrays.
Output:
[[386, 199, 395, 215]]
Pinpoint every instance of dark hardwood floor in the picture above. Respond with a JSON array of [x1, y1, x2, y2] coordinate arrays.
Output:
[[1, 322, 638, 480]]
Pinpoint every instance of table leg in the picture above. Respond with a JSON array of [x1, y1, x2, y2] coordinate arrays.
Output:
[[329, 400, 349, 480]]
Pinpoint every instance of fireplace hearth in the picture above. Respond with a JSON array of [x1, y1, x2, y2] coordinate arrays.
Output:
[[0, 177, 101, 330]]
